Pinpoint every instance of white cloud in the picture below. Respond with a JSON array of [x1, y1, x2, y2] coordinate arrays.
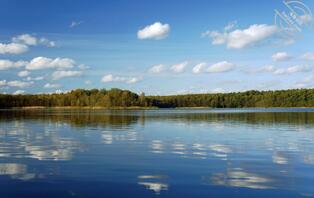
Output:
[[39, 38, 56, 47], [254, 64, 312, 75], [52, 70, 82, 80], [44, 83, 61, 89], [26, 76, 44, 81], [137, 22, 170, 40], [127, 77, 141, 84], [224, 21, 237, 31], [210, 88, 226, 93], [192, 62, 207, 74], [55, 89, 68, 94], [302, 52, 314, 61], [0, 60, 27, 70], [78, 64, 90, 70], [70, 21, 83, 28], [26, 57, 75, 70], [170, 62, 188, 73], [203, 24, 277, 49], [12, 34, 55, 47], [18, 70, 30, 77], [0, 80, 6, 86], [254, 65, 276, 73], [272, 52, 292, 62], [12, 34, 37, 45], [207, 61, 235, 73], [84, 80, 91, 85], [298, 14, 313, 25], [273, 65, 312, 75], [13, 90, 25, 95], [293, 75, 314, 89], [0, 80, 33, 88], [202, 31, 225, 44], [101, 74, 141, 84], [0, 43, 28, 54], [149, 64, 165, 74], [7, 81, 32, 88], [101, 74, 115, 83]]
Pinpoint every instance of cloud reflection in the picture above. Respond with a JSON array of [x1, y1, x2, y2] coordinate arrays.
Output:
[[210, 168, 274, 190], [138, 175, 169, 194], [0, 163, 36, 180]]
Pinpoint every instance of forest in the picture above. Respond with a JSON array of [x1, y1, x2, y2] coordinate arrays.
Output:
[[0, 88, 313, 108]]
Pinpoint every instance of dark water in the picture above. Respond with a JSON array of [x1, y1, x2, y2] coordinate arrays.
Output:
[[0, 109, 314, 198]]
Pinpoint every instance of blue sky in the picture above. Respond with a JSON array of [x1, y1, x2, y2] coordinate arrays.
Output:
[[0, 0, 314, 95]]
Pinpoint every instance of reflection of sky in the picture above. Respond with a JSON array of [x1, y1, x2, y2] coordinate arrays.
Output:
[[0, 110, 314, 197], [0, 163, 36, 180], [0, 121, 82, 161], [210, 168, 274, 190], [138, 175, 169, 194]]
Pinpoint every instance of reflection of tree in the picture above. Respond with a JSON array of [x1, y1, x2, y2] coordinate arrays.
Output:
[[0, 110, 139, 129], [142, 112, 314, 127], [0, 110, 313, 128]]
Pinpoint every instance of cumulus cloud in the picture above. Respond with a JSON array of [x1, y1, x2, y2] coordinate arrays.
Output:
[[149, 64, 165, 74], [52, 70, 82, 80], [0, 43, 28, 54], [26, 76, 44, 81], [44, 83, 61, 89], [224, 21, 237, 31], [192, 62, 207, 74], [78, 64, 90, 70], [207, 61, 235, 73], [203, 24, 277, 49], [253, 65, 276, 73], [302, 52, 314, 61], [18, 70, 30, 77], [12, 34, 56, 47], [272, 52, 292, 62], [12, 34, 37, 45], [0, 60, 27, 70], [0, 80, 6, 86], [298, 14, 313, 25], [7, 81, 33, 88], [137, 22, 170, 40], [210, 88, 226, 93], [0, 80, 33, 88], [38, 38, 56, 47], [273, 65, 312, 75], [293, 75, 314, 89], [101, 74, 141, 84], [13, 90, 25, 95], [170, 62, 188, 73], [26, 57, 75, 70], [255, 64, 312, 75]]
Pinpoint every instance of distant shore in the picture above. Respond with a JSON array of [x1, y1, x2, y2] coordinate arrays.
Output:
[[10, 106, 159, 110], [3, 106, 313, 110]]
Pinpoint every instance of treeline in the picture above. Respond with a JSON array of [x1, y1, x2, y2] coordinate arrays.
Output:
[[152, 89, 314, 108], [0, 89, 154, 108], [0, 88, 313, 108]]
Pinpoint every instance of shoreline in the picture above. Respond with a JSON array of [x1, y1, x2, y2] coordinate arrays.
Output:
[[1, 106, 313, 110]]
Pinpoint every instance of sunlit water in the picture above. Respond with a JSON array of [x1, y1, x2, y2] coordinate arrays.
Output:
[[0, 109, 314, 198]]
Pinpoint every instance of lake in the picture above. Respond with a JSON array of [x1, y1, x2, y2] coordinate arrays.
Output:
[[0, 109, 314, 198]]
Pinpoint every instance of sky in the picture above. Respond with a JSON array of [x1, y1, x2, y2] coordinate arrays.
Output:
[[0, 0, 314, 95]]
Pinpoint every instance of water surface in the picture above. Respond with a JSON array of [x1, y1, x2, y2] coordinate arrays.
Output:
[[0, 109, 314, 197]]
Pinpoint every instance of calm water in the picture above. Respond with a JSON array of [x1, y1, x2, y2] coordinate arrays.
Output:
[[0, 109, 314, 198]]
